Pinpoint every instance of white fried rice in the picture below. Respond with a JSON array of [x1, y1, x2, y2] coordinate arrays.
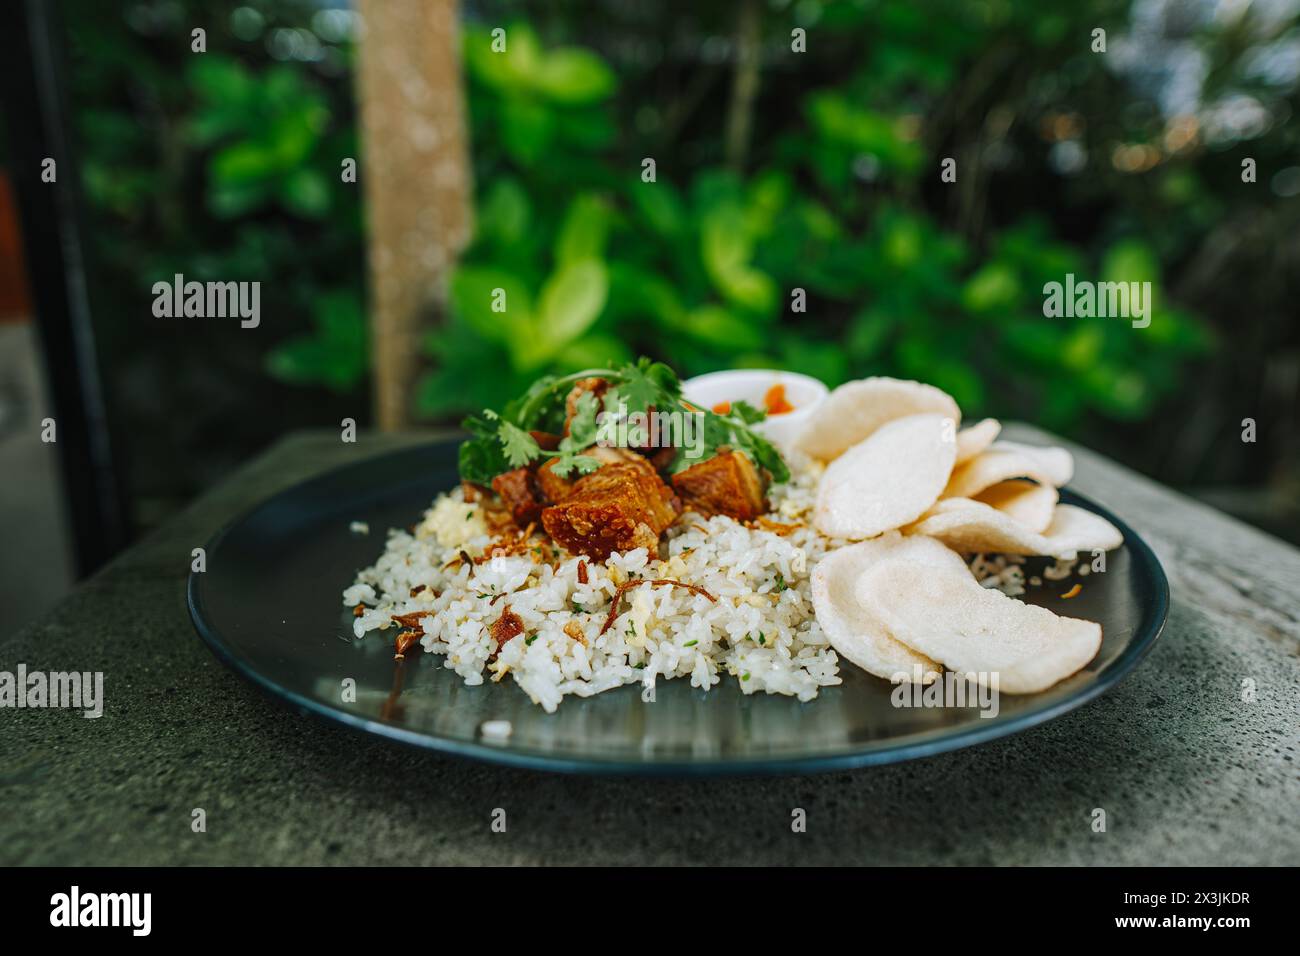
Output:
[[343, 452, 844, 712]]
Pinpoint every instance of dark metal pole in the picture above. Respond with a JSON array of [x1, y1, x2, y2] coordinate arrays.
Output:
[[0, 0, 132, 575]]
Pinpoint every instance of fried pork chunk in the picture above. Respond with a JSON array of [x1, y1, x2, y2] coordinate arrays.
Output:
[[671, 450, 767, 521], [541, 457, 679, 560], [535, 445, 640, 504], [491, 468, 545, 527]]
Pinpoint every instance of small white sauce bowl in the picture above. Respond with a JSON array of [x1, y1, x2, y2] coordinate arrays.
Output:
[[681, 368, 828, 449]]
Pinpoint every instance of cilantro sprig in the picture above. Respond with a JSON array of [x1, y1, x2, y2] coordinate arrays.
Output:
[[457, 357, 789, 485]]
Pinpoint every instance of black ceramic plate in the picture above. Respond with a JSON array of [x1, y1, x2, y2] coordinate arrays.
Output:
[[188, 439, 1168, 775]]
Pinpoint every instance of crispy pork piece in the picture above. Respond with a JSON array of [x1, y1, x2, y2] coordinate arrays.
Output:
[[491, 468, 545, 527], [564, 377, 609, 435], [541, 457, 679, 560], [535, 457, 575, 506], [643, 445, 678, 472], [534, 458, 572, 506], [671, 450, 767, 521], [535, 446, 640, 504], [530, 430, 562, 451]]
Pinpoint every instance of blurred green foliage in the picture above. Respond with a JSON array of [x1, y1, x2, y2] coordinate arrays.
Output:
[[70, 1, 365, 397], [55, 0, 1299, 518], [415, 12, 1217, 429], [60, 0, 367, 516]]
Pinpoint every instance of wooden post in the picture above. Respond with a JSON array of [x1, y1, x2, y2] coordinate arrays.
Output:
[[356, 0, 473, 430]]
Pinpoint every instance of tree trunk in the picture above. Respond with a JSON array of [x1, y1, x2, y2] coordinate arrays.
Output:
[[356, 0, 473, 430]]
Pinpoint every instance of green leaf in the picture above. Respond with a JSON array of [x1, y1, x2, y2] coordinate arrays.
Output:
[[265, 291, 368, 393], [847, 307, 895, 361], [618, 357, 682, 410], [728, 400, 767, 425], [561, 390, 599, 450], [283, 167, 331, 218], [629, 179, 686, 236], [550, 388, 605, 476], [500, 97, 556, 168], [487, 411, 543, 468], [555, 194, 613, 266], [522, 259, 609, 367], [606, 264, 686, 326], [458, 419, 510, 484], [962, 262, 1020, 313], [1102, 240, 1159, 287], [550, 451, 601, 477], [450, 266, 533, 345], [464, 24, 543, 92], [478, 178, 531, 247], [780, 337, 849, 387], [211, 141, 277, 185], [209, 179, 271, 218], [534, 48, 616, 104], [700, 205, 778, 315], [553, 333, 635, 373], [699, 406, 790, 484], [675, 305, 764, 350]]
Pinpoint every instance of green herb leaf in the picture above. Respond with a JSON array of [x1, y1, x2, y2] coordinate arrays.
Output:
[[456, 356, 789, 486], [487, 411, 543, 468], [551, 451, 602, 478], [458, 414, 511, 485], [619, 356, 681, 410]]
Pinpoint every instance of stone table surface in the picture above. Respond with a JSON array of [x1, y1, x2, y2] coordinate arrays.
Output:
[[3, 425, 1297, 866]]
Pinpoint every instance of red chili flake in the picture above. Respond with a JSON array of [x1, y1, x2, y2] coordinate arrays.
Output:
[[577, 560, 589, 584], [764, 383, 795, 415]]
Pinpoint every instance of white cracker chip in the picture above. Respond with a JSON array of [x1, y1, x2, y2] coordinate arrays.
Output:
[[943, 441, 1074, 498], [906, 497, 1050, 554], [810, 533, 966, 681], [857, 560, 1103, 693], [814, 413, 957, 540], [1039, 503, 1124, 557], [973, 479, 1058, 534], [955, 418, 1000, 464], [797, 377, 960, 461], [906, 497, 1122, 557]]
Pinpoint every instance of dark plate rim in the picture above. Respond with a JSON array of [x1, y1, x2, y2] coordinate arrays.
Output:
[[187, 440, 1170, 776]]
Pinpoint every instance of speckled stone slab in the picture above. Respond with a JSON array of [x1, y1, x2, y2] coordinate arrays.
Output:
[[2, 426, 1296, 865]]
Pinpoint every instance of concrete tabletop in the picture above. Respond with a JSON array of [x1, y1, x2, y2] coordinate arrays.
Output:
[[3, 425, 1297, 866]]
